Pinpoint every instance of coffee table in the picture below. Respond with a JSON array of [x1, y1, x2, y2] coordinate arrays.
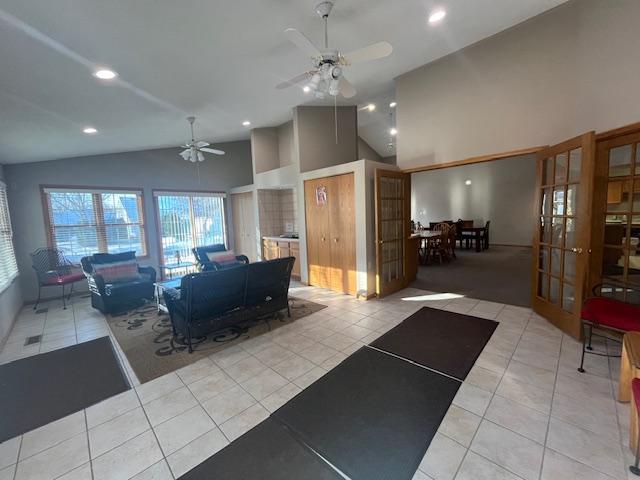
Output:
[[154, 278, 181, 314]]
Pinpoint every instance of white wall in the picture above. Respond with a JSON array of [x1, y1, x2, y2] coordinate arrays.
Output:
[[0, 165, 23, 346], [411, 155, 536, 246], [396, 0, 640, 169]]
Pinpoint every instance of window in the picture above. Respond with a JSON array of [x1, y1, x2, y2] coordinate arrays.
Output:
[[154, 191, 227, 265], [42, 187, 147, 261], [0, 182, 18, 292]]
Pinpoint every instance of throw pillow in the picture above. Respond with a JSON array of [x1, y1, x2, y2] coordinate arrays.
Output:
[[206, 249, 238, 266], [94, 259, 141, 283]]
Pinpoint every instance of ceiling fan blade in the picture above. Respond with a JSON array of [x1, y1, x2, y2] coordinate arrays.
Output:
[[284, 28, 322, 58], [276, 71, 314, 90], [200, 147, 225, 155], [179, 149, 191, 161], [342, 41, 393, 64], [339, 76, 356, 98], [195, 141, 209, 148]]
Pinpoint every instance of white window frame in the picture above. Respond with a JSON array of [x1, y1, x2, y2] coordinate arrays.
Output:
[[0, 181, 19, 293]]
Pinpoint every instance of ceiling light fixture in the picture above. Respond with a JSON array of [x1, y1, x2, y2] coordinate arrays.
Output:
[[465, 179, 472, 186], [83, 127, 98, 134], [390, 127, 398, 136], [242, 120, 251, 126], [303, 85, 311, 93], [389, 102, 397, 108], [93, 69, 118, 80], [428, 9, 446, 24], [367, 103, 376, 112]]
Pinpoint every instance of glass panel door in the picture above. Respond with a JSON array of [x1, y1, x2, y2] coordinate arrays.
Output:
[[598, 132, 640, 299], [376, 170, 410, 297], [532, 132, 595, 338]]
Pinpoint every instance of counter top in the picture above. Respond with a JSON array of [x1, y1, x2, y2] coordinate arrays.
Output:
[[263, 236, 299, 242]]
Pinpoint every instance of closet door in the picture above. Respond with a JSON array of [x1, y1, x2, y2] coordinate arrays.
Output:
[[242, 192, 257, 262], [304, 178, 331, 288], [231, 193, 244, 256], [329, 173, 356, 295]]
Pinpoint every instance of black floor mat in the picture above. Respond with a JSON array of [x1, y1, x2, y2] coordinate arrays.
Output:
[[179, 418, 342, 480], [371, 306, 497, 380], [0, 337, 130, 442], [273, 347, 460, 480]]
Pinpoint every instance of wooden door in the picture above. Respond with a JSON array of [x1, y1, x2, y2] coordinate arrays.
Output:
[[532, 132, 595, 338], [231, 193, 244, 256], [304, 178, 331, 289], [328, 173, 356, 295], [375, 169, 411, 297], [231, 192, 256, 261], [590, 129, 640, 300]]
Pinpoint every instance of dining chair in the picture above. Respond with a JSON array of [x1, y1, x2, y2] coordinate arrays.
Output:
[[432, 223, 451, 264]]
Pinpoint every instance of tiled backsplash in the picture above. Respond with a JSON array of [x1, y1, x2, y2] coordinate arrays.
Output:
[[258, 188, 298, 237]]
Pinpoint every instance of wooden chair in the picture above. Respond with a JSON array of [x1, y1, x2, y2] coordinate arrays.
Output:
[[456, 219, 473, 248], [481, 220, 491, 250], [447, 224, 457, 259], [431, 223, 451, 264]]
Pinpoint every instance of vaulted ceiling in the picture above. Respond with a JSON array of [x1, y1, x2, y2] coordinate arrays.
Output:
[[0, 0, 567, 164]]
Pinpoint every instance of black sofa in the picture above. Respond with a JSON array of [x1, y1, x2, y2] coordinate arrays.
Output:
[[192, 244, 249, 271], [81, 252, 156, 314], [163, 257, 295, 352]]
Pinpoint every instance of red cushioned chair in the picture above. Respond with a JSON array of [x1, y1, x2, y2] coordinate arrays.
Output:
[[30, 248, 86, 310], [578, 283, 640, 373]]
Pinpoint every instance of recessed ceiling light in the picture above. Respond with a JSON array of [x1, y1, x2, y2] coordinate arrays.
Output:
[[242, 120, 251, 127], [389, 102, 397, 108], [367, 103, 376, 112], [390, 127, 398, 136], [428, 9, 446, 24], [93, 69, 118, 80], [465, 179, 472, 186], [303, 85, 311, 93], [83, 127, 98, 134]]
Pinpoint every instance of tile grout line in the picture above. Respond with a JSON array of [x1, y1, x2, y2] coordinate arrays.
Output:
[[536, 328, 562, 480], [11, 436, 22, 480], [83, 410, 95, 480], [446, 308, 530, 480]]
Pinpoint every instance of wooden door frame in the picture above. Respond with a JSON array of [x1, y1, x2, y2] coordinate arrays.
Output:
[[530, 132, 596, 338], [375, 169, 411, 297]]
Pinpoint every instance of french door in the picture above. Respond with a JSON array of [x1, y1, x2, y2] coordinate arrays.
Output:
[[532, 132, 595, 338], [375, 169, 411, 297]]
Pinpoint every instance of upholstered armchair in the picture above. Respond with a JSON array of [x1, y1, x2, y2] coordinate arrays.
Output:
[[80, 251, 156, 314], [192, 244, 249, 271]]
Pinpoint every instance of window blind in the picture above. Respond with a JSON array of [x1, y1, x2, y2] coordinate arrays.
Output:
[[0, 182, 19, 293], [42, 187, 147, 261]]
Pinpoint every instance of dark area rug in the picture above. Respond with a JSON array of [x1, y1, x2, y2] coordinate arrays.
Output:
[[371, 306, 497, 380], [412, 246, 532, 307], [106, 297, 325, 383], [179, 418, 341, 480], [273, 347, 460, 480], [0, 337, 129, 442]]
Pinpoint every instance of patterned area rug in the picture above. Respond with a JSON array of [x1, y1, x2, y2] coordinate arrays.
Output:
[[106, 297, 326, 384]]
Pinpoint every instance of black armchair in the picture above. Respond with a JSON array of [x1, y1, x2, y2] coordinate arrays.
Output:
[[192, 244, 249, 271], [80, 251, 156, 314]]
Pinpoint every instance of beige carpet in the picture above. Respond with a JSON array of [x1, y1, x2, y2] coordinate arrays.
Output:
[[106, 297, 326, 383]]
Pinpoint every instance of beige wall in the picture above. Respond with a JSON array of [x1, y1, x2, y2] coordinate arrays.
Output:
[[295, 106, 358, 173], [357, 137, 382, 162], [251, 127, 279, 174], [396, 0, 640, 170], [278, 121, 294, 168]]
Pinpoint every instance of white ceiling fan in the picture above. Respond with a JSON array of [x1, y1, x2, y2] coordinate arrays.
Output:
[[276, 1, 393, 99], [178, 116, 225, 163]]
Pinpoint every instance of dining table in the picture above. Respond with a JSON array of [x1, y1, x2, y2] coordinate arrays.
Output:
[[413, 231, 442, 264], [460, 226, 486, 252]]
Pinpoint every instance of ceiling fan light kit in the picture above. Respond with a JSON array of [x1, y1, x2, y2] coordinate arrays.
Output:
[[178, 116, 225, 163], [277, 1, 392, 99]]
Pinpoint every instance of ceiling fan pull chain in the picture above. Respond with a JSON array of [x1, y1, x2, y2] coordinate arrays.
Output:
[[334, 94, 338, 144]]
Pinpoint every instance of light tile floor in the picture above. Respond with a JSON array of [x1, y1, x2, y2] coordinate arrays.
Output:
[[0, 286, 634, 480]]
